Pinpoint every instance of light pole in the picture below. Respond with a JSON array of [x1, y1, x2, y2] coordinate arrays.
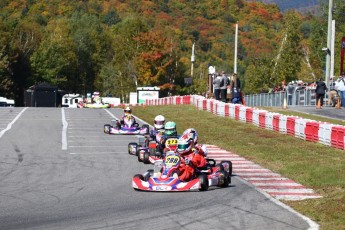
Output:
[[325, 0, 333, 86], [191, 42, 195, 78], [234, 22, 238, 74]]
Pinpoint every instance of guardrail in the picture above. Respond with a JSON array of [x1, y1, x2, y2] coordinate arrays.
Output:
[[243, 88, 325, 107], [144, 95, 345, 150]]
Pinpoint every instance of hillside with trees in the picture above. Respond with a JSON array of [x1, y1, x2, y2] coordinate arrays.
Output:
[[0, 0, 344, 105]]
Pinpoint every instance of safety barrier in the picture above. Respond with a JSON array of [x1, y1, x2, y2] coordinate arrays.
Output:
[[144, 95, 345, 150]]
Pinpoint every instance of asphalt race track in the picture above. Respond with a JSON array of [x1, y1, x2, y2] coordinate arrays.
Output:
[[0, 108, 315, 230]]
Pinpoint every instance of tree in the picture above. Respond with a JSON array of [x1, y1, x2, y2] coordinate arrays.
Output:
[[30, 18, 77, 90], [270, 11, 303, 86], [0, 19, 12, 98]]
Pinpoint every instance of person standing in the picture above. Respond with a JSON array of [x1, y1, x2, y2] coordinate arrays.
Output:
[[220, 71, 228, 103], [287, 82, 295, 105], [315, 78, 327, 108], [335, 75, 345, 107], [230, 73, 241, 104], [212, 74, 221, 100]]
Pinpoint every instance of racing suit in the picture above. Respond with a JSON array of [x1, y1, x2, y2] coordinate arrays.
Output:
[[178, 145, 207, 182], [145, 129, 164, 147], [117, 114, 137, 129]]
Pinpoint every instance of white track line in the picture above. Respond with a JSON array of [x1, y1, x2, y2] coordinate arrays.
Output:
[[104, 109, 119, 120], [61, 108, 68, 150], [0, 107, 28, 139]]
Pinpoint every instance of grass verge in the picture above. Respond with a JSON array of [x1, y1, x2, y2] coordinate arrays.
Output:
[[133, 104, 345, 230]]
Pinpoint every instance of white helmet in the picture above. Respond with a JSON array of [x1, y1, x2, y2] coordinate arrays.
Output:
[[124, 106, 132, 114], [154, 115, 165, 130], [182, 128, 198, 144]]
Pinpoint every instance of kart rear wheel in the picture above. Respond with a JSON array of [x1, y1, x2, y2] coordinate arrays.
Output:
[[198, 174, 209, 191], [128, 142, 138, 155], [220, 160, 233, 176], [104, 124, 111, 134], [137, 150, 143, 162], [143, 151, 150, 164], [142, 124, 150, 135]]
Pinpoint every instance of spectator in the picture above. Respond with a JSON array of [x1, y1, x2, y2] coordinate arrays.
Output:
[[230, 73, 241, 104], [335, 75, 345, 107], [220, 71, 229, 103], [212, 74, 221, 100], [287, 82, 295, 105], [315, 78, 327, 108]]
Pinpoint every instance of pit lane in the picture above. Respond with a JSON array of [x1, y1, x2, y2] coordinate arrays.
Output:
[[0, 108, 315, 229]]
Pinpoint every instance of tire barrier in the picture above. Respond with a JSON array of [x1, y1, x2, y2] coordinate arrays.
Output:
[[144, 95, 345, 150]]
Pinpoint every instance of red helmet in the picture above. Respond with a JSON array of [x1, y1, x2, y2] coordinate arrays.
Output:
[[182, 128, 198, 144], [177, 134, 194, 155]]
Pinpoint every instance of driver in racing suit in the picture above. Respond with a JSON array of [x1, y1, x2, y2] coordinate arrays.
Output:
[[147, 115, 166, 142], [116, 106, 137, 129], [158, 121, 180, 155], [175, 128, 208, 182]]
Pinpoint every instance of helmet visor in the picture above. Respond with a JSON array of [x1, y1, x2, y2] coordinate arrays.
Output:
[[165, 128, 176, 136], [154, 120, 164, 126], [177, 143, 189, 151]]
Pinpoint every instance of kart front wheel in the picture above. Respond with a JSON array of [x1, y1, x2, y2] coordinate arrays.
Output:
[[104, 124, 111, 134], [136, 145, 142, 156], [198, 174, 209, 191], [220, 171, 230, 188], [128, 142, 138, 155], [137, 150, 143, 162]]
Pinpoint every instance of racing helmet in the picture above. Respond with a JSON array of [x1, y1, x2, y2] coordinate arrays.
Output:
[[177, 134, 194, 155], [124, 106, 132, 114], [164, 121, 177, 136], [182, 128, 198, 144], [154, 115, 165, 130]]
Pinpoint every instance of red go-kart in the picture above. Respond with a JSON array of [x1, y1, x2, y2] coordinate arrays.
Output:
[[132, 151, 232, 192]]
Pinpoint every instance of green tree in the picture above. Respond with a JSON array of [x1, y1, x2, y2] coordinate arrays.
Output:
[[69, 12, 111, 94], [30, 18, 77, 90], [244, 57, 273, 93], [271, 11, 303, 86], [0, 19, 12, 98]]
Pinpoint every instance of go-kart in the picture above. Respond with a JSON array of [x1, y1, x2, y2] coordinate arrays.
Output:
[[129, 133, 178, 164], [127, 130, 164, 156], [132, 151, 232, 192], [104, 115, 149, 135], [84, 102, 110, 109]]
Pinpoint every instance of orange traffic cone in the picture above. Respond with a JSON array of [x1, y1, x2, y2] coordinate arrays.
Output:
[[316, 98, 321, 109], [336, 98, 341, 109]]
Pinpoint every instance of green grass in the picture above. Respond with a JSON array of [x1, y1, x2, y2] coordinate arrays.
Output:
[[133, 104, 345, 230]]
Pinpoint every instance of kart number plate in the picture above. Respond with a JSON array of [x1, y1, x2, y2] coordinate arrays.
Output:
[[165, 155, 180, 167], [165, 138, 178, 148], [154, 186, 171, 191]]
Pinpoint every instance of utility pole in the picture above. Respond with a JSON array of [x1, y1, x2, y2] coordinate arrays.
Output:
[[325, 0, 333, 87], [191, 42, 195, 78], [234, 22, 238, 74]]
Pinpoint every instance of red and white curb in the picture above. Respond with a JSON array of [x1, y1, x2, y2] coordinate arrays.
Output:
[[206, 145, 322, 201]]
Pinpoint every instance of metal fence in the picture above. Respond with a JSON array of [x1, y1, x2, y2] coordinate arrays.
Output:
[[243, 88, 326, 107]]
